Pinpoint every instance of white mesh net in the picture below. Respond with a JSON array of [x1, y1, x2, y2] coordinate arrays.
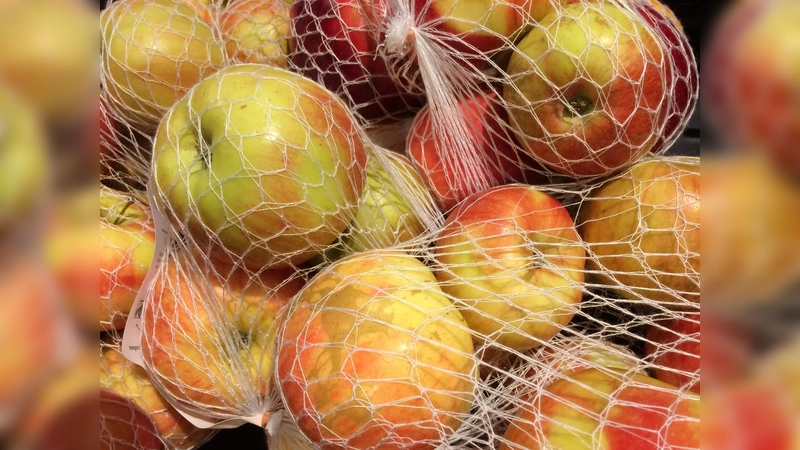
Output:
[[99, 0, 700, 447]]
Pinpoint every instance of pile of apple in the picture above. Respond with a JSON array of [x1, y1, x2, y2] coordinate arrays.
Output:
[[99, 0, 700, 448]]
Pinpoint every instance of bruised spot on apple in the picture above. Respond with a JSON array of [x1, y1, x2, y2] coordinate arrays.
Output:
[[276, 250, 476, 450], [434, 185, 585, 352], [500, 368, 700, 450], [153, 64, 368, 270], [142, 252, 304, 411], [577, 157, 700, 306], [505, 3, 670, 177]]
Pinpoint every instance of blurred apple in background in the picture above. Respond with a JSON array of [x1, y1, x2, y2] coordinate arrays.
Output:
[[0, 0, 96, 127], [142, 252, 304, 415], [276, 250, 476, 450], [0, 84, 48, 232], [219, 0, 292, 67], [152, 64, 367, 270], [434, 185, 585, 352], [100, 185, 156, 332], [500, 368, 700, 449], [101, 345, 216, 449], [505, 3, 670, 177], [645, 312, 700, 393], [101, 0, 226, 130], [407, 90, 530, 212], [705, 0, 800, 178], [290, 0, 425, 121], [578, 157, 700, 307]]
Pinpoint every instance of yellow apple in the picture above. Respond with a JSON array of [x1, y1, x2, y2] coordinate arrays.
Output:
[[219, 0, 292, 67]]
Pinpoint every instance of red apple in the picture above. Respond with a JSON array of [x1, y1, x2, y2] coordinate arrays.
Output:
[[101, 389, 164, 450], [290, 0, 425, 121], [275, 250, 476, 450], [100, 185, 156, 331], [633, 2, 698, 155], [504, 2, 670, 177], [500, 368, 700, 449], [142, 253, 304, 415], [577, 157, 700, 306], [434, 185, 585, 351], [645, 312, 700, 393], [407, 90, 533, 211]]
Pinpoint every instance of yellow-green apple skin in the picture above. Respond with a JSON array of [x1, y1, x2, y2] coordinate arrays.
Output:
[[504, 3, 669, 177], [152, 64, 368, 270], [101, 0, 226, 129], [500, 368, 700, 449], [343, 151, 432, 254], [276, 250, 477, 450], [219, 0, 292, 67], [434, 184, 585, 351], [577, 158, 700, 306], [0, 84, 47, 230], [101, 346, 216, 449], [0, 0, 97, 126], [142, 253, 304, 411], [100, 185, 156, 332]]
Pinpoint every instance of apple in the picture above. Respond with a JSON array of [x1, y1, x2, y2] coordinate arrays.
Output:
[[100, 185, 156, 331], [705, 0, 800, 177], [152, 64, 368, 270], [219, 0, 292, 67], [142, 252, 304, 415], [275, 250, 476, 450], [101, 0, 226, 130], [101, 346, 216, 449], [538, 337, 642, 378], [101, 389, 164, 450], [0, 83, 48, 231], [0, 257, 60, 419], [504, 2, 670, 177], [577, 157, 700, 306], [341, 150, 435, 254], [290, 0, 426, 121], [0, 0, 96, 126], [500, 368, 700, 449], [407, 90, 532, 211], [434, 184, 585, 352], [645, 312, 700, 393], [633, 2, 698, 155]]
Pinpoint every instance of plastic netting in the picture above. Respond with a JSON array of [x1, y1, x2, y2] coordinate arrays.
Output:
[[99, 0, 700, 447]]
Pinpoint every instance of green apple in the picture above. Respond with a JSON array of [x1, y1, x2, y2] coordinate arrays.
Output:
[[342, 150, 435, 254], [152, 64, 368, 270], [434, 185, 586, 352], [101, 0, 226, 130]]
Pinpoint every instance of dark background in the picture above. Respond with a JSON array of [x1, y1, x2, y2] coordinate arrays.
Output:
[[98, 0, 704, 447]]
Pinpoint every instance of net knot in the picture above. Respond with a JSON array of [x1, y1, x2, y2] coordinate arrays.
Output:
[[385, 13, 416, 56]]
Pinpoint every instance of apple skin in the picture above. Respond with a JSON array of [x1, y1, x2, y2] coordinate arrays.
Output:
[[101, 0, 226, 130], [142, 252, 304, 413], [500, 368, 700, 450], [101, 389, 164, 450], [407, 90, 533, 212], [101, 346, 216, 449], [705, 0, 800, 177], [343, 151, 433, 254], [152, 64, 368, 270], [100, 185, 156, 331], [645, 312, 700, 393], [577, 158, 700, 306], [275, 250, 476, 450], [219, 0, 292, 67], [434, 185, 585, 352], [290, 0, 425, 121], [504, 3, 669, 177]]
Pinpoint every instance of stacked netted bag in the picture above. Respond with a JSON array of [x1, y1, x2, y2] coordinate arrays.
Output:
[[99, 0, 700, 448]]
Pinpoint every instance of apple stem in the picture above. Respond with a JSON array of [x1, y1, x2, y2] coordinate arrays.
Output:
[[113, 200, 134, 225], [261, 411, 271, 429], [563, 97, 593, 118]]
